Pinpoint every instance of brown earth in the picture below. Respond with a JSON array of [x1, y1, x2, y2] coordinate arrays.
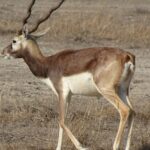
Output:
[[0, 0, 150, 150]]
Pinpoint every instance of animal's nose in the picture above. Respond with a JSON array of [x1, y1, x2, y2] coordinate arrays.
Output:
[[1, 44, 12, 56], [0, 50, 4, 57], [0, 47, 6, 56]]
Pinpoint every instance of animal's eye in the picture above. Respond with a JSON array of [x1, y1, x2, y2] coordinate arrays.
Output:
[[13, 40, 16, 43]]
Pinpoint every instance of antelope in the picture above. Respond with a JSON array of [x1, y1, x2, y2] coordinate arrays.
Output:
[[1, 0, 136, 150]]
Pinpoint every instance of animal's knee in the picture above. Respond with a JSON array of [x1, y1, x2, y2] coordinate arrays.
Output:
[[120, 106, 130, 121], [121, 108, 136, 123], [59, 120, 65, 129]]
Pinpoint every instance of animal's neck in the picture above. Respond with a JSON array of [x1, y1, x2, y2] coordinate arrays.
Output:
[[23, 47, 49, 78]]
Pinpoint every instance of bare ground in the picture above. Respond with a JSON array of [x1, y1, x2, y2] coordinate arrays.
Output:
[[0, 0, 150, 150]]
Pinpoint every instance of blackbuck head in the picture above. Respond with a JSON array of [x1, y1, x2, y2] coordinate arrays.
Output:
[[1, 0, 65, 59], [1, 25, 50, 59]]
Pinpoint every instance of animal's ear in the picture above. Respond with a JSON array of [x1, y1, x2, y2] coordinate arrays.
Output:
[[31, 27, 50, 39], [22, 24, 29, 38]]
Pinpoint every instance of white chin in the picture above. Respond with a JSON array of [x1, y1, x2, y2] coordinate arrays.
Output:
[[4, 54, 13, 60]]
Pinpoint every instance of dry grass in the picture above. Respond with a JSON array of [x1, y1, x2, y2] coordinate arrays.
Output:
[[46, 13, 150, 48], [1, 7, 150, 48]]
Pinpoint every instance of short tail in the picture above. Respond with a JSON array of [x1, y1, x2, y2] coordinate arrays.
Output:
[[125, 53, 135, 72]]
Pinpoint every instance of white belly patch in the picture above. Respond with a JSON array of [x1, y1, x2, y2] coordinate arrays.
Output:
[[62, 72, 99, 96]]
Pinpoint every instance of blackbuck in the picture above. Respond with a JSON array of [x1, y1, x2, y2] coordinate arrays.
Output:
[[1, 0, 136, 150]]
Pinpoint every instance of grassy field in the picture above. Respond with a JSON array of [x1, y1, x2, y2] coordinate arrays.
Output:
[[1, 0, 150, 48], [0, 0, 150, 150]]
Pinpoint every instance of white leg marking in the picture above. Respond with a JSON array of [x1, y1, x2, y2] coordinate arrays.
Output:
[[125, 117, 134, 150], [56, 84, 71, 150], [125, 96, 135, 150], [56, 126, 63, 150]]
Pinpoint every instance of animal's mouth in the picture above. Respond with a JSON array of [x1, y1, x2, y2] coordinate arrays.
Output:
[[0, 52, 12, 59], [0, 52, 3, 57], [0, 44, 13, 59], [0, 51, 5, 58]]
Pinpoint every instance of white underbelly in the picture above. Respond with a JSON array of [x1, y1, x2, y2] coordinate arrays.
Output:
[[63, 72, 99, 96]]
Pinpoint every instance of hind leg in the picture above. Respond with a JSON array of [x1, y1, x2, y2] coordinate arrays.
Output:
[[125, 89, 135, 150], [118, 86, 135, 150], [94, 85, 131, 150]]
